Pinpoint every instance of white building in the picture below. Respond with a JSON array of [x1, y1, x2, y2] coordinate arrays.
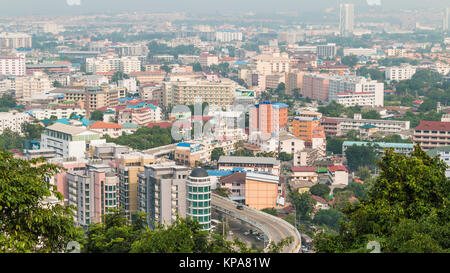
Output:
[[328, 75, 384, 107], [0, 110, 30, 134], [215, 30, 243, 42], [343, 48, 377, 57], [199, 53, 219, 67], [41, 123, 106, 159], [84, 75, 109, 87], [431, 63, 450, 76], [340, 3, 355, 37], [0, 56, 25, 76], [14, 72, 53, 99], [317, 44, 336, 59], [28, 108, 86, 120], [121, 56, 141, 74], [0, 33, 32, 48], [118, 78, 137, 93], [387, 46, 406, 57], [385, 64, 417, 81], [254, 53, 290, 75]]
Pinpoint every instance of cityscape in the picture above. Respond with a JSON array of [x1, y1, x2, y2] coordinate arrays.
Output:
[[0, 0, 449, 258]]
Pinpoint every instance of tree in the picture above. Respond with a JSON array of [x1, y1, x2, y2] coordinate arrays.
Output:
[[289, 191, 316, 221], [0, 151, 80, 252], [261, 207, 278, 216], [130, 217, 255, 253], [84, 209, 146, 253], [313, 209, 344, 231], [341, 55, 359, 68], [326, 138, 344, 154], [52, 80, 62, 88], [344, 144, 378, 171], [278, 152, 293, 161], [192, 62, 202, 72], [362, 110, 381, 119], [21, 122, 43, 140], [314, 146, 450, 253], [90, 110, 104, 121], [357, 167, 371, 181], [310, 184, 331, 200], [214, 186, 231, 198], [0, 94, 17, 111], [211, 147, 225, 162], [0, 129, 24, 150]]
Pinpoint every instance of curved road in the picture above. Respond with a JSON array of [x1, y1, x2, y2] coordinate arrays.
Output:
[[212, 194, 301, 253]]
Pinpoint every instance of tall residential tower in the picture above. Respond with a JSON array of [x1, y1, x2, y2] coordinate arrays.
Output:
[[340, 3, 355, 37]]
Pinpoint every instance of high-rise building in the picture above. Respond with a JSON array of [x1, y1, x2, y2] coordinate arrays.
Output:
[[249, 102, 288, 139], [317, 44, 337, 59], [137, 162, 191, 228], [118, 152, 155, 220], [0, 33, 32, 48], [339, 3, 355, 37], [444, 7, 449, 32], [0, 56, 25, 76], [186, 168, 212, 231], [66, 163, 118, 226]]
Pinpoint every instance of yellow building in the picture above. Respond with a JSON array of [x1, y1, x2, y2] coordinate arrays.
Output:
[[245, 173, 281, 210], [118, 152, 155, 219]]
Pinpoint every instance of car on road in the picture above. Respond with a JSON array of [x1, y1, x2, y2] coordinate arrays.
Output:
[[236, 204, 244, 210]]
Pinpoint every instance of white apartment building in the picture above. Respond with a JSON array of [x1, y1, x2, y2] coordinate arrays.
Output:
[[335, 91, 378, 107], [118, 78, 137, 93], [169, 79, 237, 108], [215, 30, 243, 42], [84, 75, 109, 87], [317, 43, 336, 59], [333, 113, 410, 135], [121, 56, 141, 74], [254, 53, 290, 75], [431, 63, 450, 75], [385, 64, 417, 81], [343, 48, 377, 56], [28, 108, 86, 120], [0, 110, 30, 134], [199, 53, 219, 67], [0, 33, 32, 48], [14, 72, 53, 99], [328, 75, 384, 107], [387, 46, 406, 57], [86, 56, 141, 74], [0, 56, 25, 76], [340, 3, 354, 37], [41, 123, 106, 159], [0, 76, 13, 94]]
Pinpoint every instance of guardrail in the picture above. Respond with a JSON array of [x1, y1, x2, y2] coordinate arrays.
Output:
[[212, 193, 301, 253], [212, 204, 271, 252]]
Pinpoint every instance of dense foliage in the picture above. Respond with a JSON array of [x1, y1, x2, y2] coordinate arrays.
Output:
[[314, 146, 450, 253], [0, 151, 80, 252], [105, 126, 173, 150]]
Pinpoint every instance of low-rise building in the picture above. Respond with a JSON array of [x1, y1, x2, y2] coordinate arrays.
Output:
[[217, 156, 281, 176]]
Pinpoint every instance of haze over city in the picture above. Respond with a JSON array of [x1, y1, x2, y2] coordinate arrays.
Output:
[[0, 0, 448, 261]]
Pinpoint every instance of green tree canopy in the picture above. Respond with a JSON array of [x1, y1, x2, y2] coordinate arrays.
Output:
[[314, 146, 450, 253], [0, 151, 80, 252], [310, 184, 331, 200]]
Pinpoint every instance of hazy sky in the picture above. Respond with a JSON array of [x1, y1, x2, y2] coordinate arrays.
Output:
[[0, 0, 448, 16]]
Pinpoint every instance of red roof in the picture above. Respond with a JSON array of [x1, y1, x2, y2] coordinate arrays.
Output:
[[311, 195, 329, 204], [328, 165, 348, 173], [147, 122, 173, 129], [415, 121, 450, 131], [291, 166, 318, 172], [90, 121, 123, 129]]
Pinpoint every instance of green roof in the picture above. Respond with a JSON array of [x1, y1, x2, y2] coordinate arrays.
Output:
[[427, 146, 450, 157], [359, 124, 377, 129], [316, 168, 328, 173]]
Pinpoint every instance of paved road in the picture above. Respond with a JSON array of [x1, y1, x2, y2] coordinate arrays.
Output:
[[212, 194, 301, 253]]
